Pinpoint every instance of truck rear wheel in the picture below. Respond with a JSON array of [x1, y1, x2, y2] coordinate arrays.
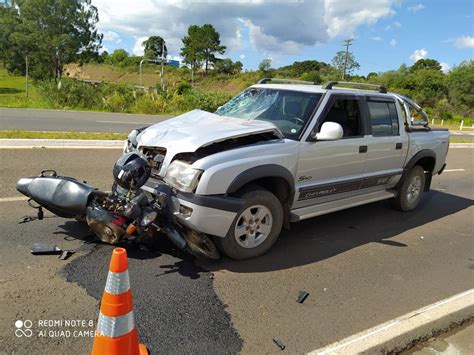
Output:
[[391, 165, 426, 211], [216, 186, 283, 260]]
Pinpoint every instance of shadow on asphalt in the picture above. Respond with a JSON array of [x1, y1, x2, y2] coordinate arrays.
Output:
[[54, 191, 473, 275], [56, 220, 205, 279], [204, 191, 473, 273]]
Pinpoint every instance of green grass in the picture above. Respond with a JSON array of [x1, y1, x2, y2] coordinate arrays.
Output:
[[450, 137, 474, 143], [0, 130, 127, 140], [0, 69, 50, 108]]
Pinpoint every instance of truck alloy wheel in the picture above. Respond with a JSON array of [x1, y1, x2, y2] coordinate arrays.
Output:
[[216, 186, 283, 260], [234, 205, 273, 248]]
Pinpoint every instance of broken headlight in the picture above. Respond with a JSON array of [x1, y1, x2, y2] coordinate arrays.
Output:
[[164, 160, 202, 193], [123, 129, 139, 153]]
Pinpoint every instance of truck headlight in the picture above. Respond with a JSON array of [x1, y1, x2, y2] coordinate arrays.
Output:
[[164, 160, 203, 192], [123, 129, 139, 153]]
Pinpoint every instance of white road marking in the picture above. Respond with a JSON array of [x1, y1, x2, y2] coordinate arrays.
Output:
[[0, 197, 28, 202], [95, 120, 152, 124], [309, 288, 474, 354], [444, 169, 466, 172], [0, 146, 121, 149]]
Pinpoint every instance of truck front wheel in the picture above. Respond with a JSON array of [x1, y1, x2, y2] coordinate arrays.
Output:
[[391, 165, 426, 211], [216, 186, 283, 260]]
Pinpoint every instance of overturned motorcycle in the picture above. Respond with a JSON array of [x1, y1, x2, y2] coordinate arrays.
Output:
[[16, 153, 220, 261]]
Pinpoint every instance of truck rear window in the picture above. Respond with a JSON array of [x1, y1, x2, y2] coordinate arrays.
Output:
[[367, 101, 399, 136]]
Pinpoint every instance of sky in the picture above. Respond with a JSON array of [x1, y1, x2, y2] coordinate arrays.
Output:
[[92, 0, 474, 75]]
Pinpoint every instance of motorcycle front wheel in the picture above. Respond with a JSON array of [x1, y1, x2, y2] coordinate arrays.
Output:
[[184, 230, 220, 261]]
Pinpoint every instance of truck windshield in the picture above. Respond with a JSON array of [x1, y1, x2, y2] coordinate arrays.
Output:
[[215, 88, 322, 139]]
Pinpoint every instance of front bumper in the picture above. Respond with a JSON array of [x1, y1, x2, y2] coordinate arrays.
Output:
[[141, 179, 244, 238]]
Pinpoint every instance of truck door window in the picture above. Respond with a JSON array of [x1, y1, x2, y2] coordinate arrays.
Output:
[[320, 99, 362, 138], [367, 101, 399, 136]]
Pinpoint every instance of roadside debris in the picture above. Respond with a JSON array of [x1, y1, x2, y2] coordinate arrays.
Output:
[[19, 216, 38, 224], [59, 250, 74, 260], [273, 338, 286, 350], [30, 243, 74, 260], [297, 291, 310, 304]]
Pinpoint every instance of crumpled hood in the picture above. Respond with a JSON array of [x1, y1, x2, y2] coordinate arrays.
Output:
[[136, 109, 283, 176], [137, 109, 282, 151]]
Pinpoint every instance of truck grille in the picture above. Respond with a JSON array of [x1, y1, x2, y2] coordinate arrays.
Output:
[[140, 147, 167, 177]]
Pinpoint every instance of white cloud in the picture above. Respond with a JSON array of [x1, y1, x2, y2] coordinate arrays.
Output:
[[103, 30, 121, 43], [408, 4, 426, 13], [91, 0, 399, 55], [453, 36, 474, 48], [371, 36, 382, 41], [240, 54, 246, 60], [409, 48, 428, 61], [390, 38, 397, 47], [132, 36, 147, 56], [384, 21, 402, 31], [440, 62, 451, 73]]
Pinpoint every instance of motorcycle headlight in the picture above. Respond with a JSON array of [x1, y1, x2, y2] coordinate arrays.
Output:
[[164, 160, 203, 193]]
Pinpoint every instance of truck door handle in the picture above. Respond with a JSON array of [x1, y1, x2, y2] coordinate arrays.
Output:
[[396, 143, 403, 150], [359, 145, 368, 153]]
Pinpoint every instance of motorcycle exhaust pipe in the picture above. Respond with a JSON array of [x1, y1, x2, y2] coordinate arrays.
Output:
[[161, 223, 187, 250]]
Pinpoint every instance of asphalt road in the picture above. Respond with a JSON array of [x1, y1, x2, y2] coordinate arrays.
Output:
[[0, 148, 473, 354], [1, 107, 474, 139], [0, 107, 170, 133]]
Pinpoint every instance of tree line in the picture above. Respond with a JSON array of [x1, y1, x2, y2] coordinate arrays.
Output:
[[1, 0, 472, 118]]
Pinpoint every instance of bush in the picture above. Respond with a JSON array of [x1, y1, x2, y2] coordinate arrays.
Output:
[[37, 78, 102, 109], [133, 94, 168, 114], [176, 81, 192, 95]]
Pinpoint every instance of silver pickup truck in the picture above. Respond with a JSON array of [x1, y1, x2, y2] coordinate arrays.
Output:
[[124, 79, 450, 259], [17, 79, 450, 260]]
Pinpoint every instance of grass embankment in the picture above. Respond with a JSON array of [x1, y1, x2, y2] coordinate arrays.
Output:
[[0, 130, 127, 140]]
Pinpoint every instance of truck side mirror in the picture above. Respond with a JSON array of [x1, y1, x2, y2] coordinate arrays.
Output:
[[314, 122, 343, 141]]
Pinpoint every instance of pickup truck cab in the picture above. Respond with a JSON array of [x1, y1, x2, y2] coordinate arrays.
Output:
[[127, 79, 450, 259]]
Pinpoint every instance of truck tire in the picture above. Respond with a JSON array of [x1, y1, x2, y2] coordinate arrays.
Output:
[[391, 165, 426, 211], [216, 186, 283, 260]]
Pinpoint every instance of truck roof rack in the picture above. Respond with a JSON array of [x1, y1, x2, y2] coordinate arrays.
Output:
[[258, 78, 317, 85], [322, 81, 387, 93]]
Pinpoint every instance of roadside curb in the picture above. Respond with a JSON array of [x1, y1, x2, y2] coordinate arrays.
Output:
[[309, 289, 474, 354], [0, 139, 124, 149], [449, 143, 474, 148]]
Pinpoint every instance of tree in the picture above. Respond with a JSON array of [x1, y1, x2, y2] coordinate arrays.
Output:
[[447, 60, 474, 108], [105, 49, 129, 65], [409, 58, 442, 73], [233, 60, 243, 74], [331, 51, 360, 78], [142, 36, 167, 60], [5, 0, 102, 80], [258, 58, 272, 72], [180, 24, 226, 75], [214, 58, 234, 74]]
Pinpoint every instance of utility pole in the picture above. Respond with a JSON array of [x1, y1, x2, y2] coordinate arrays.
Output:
[[342, 38, 353, 80], [160, 41, 165, 90], [25, 55, 29, 98]]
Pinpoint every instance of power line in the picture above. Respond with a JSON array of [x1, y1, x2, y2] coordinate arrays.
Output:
[[342, 38, 353, 80]]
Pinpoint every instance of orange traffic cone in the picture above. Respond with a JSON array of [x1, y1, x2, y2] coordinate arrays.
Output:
[[92, 248, 148, 355]]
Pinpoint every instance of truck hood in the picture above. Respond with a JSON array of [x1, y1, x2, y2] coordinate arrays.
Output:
[[137, 109, 282, 151], [136, 109, 283, 176]]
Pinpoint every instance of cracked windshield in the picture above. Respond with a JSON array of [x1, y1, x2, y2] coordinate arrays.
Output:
[[215, 88, 322, 138]]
